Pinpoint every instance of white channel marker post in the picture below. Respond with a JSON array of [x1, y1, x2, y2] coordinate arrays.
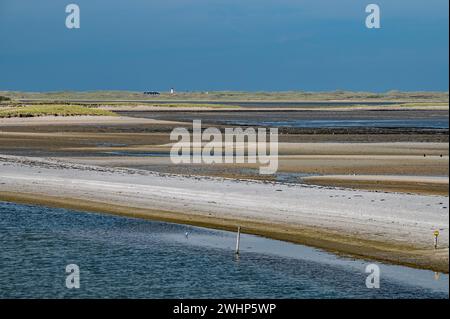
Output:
[[235, 226, 241, 255]]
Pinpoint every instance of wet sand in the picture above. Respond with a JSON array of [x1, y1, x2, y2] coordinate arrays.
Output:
[[0, 155, 448, 273], [0, 118, 448, 195], [116, 109, 449, 127], [55, 154, 448, 195], [0, 110, 449, 272], [304, 175, 449, 196]]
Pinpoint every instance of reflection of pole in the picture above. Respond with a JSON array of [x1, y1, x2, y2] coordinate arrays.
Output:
[[434, 231, 440, 249], [434, 272, 440, 281], [235, 226, 241, 255]]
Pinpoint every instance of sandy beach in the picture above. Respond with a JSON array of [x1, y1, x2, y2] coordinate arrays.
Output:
[[0, 154, 448, 272], [0, 114, 448, 196], [0, 115, 183, 126]]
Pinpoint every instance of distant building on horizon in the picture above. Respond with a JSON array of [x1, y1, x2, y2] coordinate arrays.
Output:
[[143, 91, 160, 96]]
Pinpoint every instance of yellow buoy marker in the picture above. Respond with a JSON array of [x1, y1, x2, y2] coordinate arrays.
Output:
[[434, 230, 440, 249]]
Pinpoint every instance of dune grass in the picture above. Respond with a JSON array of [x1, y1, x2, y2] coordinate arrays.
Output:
[[0, 105, 117, 118]]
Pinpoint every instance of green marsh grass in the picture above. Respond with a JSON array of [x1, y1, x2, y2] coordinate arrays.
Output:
[[0, 104, 117, 118]]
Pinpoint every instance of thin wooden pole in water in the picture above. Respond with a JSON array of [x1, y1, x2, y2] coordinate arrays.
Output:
[[235, 226, 241, 255]]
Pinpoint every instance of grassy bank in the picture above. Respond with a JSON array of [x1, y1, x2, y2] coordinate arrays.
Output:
[[0, 104, 117, 118]]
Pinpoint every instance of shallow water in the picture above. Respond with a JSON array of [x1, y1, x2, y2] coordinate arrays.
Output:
[[120, 110, 449, 130], [0, 201, 448, 299]]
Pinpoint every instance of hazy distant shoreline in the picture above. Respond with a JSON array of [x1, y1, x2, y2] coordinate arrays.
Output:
[[1, 90, 449, 103]]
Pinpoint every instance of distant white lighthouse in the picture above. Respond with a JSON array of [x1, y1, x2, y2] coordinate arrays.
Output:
[[170, 88, 175, 94]]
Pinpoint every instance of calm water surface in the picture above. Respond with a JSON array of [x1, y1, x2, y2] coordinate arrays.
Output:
[[0, 202, 448, 299], [120, 110, 449, 129]]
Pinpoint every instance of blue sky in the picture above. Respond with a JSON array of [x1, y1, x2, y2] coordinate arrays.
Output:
[[0, 0, 448, 92]]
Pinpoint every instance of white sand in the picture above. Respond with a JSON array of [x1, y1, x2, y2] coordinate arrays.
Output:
[[0, 116, 182, 126], [305, 175, 449, 184], [0, 155, 448, 251]]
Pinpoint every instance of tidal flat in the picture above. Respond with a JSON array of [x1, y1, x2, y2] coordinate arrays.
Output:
[[0, 100, 448, 274]]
